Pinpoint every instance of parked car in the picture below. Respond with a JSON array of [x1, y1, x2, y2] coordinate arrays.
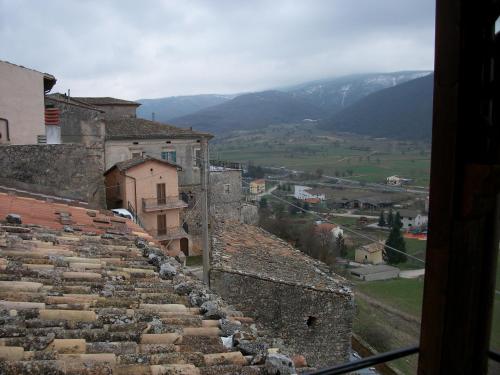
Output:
[[111, 208, 133, 220]]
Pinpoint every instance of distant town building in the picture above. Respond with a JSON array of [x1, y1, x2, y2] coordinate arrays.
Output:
[[398, 209, 428, 229], [355, 242, 384, 264], [0, 60, 56, 145], [345, 197, 394, 210], [249, 179, 266, 194], [294, 185, 326, 201], [350, 264, 400, 281], [386, 175, 412, 186], [104, 156, 189, 256]]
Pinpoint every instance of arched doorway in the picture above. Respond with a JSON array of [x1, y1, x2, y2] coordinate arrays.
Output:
[[180, 238, 189, 256]]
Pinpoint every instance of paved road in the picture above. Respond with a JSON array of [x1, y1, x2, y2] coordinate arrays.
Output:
[[400, 269, 426, 279]]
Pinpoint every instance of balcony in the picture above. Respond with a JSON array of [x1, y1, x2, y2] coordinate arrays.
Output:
[[142, 197, 188, 212], [152, 227, 188, 242]]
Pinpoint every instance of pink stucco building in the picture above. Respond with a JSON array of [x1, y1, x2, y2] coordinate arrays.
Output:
[[104, 156, 190, 256]]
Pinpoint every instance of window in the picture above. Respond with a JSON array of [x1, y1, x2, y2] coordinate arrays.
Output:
[[224, 184, 231, 194], [157, 214, 167, 236], [161, 150, 176, 162], [194, 148, 201, 167], [131, 151, 144, 158]]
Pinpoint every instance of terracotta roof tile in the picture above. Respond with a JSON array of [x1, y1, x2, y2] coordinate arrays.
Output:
[[0, 195, 294, 374]]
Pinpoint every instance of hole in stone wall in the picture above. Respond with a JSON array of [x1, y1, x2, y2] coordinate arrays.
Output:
[[306, 316, 317, 327]]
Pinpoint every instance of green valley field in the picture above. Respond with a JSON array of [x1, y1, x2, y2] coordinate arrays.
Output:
[[212, 125, 431, 186]]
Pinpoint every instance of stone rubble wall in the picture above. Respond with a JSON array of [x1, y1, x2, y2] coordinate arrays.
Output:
[[0, 144, 106, 207], [209, 170, 243, 223], [210, 269, 354, 368]]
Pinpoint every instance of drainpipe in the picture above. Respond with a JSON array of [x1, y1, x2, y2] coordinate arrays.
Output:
[[125, 173, 138, 222], [0, 118, 10, 142]]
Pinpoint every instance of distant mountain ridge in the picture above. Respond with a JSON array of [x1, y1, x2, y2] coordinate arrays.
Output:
[[285, 71, 431, 116], [319, 73, 434, 140], [170, 90, 325, 133], [137, 94, 234, 122], [137, 71, 433, 139]]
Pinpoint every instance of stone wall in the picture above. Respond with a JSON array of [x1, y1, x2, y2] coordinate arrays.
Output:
[[45, 96, 105, 147], [240, 203, 259, 225], [210, 269, 353, 367], [0, 144, 105, 207], [211, 223, 354, 368], [179, 185, 202, 254], [209, 169, 242, 223]]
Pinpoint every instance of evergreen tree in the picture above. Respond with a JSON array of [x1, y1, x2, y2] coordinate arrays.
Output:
[[259, 197, 268, 208], [336, 233, 347, 258], [378, 211, 386, 227], [394, 212, 403, 229], [387, 209, 394, 227], [384, 220, 407, 264]]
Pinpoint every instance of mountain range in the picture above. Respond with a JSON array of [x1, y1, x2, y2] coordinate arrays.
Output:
[[319, 73, 434, 140], [137, 71, 433, 140]]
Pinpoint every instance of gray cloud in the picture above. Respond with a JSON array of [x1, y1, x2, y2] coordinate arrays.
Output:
[[0, 0, 435, 99]]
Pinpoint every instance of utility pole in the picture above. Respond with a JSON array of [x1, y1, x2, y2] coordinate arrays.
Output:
[[200, 138, 210, 285]]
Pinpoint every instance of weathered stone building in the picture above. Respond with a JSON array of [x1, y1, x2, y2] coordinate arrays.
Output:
[[211, 223, 354, 368], [45, 94, 106, 147], [209, 166, 243, 223]]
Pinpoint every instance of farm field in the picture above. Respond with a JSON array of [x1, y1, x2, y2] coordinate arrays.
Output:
[[213, 127, 431, 186]]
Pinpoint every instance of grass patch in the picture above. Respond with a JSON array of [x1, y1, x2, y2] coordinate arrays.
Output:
[[355, 278, 424, 318], [186, 255, 203, 266]]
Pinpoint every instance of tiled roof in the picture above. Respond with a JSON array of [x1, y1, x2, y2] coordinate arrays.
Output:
[[46, 93, 105, 112], [105, 118, 213, 140], [0, 195, 297, 374], [359, 242, 384, 253], [104, 156, 181, 176], [0, 193, 150, 238], [212, 223, 351, 294], [72, 97, 141, 106]]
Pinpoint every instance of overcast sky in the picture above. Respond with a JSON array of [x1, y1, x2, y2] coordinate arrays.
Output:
[[0, 0, 435, 99]]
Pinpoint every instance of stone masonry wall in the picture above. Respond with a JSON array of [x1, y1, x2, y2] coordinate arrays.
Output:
[[0, 144, 106, 207], [210, 269, 354, 368], [45, 97, 106, 147], [209, 169, 242, 223]]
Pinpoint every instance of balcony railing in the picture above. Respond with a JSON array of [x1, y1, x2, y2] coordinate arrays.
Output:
[[142, 197, 188, 212], [152, 227, 188, 242]]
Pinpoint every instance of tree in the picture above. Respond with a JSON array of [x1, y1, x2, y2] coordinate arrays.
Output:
[[259, 196, 268, 208], [394, 212, 403, 229], [378, 211, 386, 227], [384, 218, 407, 264], [387, 209, 394, 228], [303, 202, 310, 212], [336, 233, 347, 258], [315, 168, 324, 179]]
